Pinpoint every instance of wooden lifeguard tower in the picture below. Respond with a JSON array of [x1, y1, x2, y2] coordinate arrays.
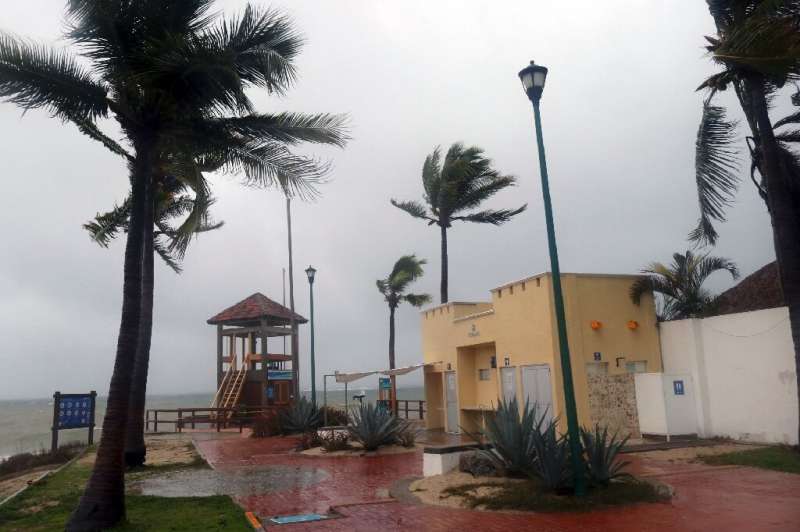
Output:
[[207, 292, 307, 410]]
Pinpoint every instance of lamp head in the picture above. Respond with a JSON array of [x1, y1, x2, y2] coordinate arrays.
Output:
[[518, 60, 548, 102], [305, 265, 317, 284]]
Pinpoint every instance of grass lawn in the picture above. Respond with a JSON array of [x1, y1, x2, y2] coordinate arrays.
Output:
[[443, 478, 665, 513], [698, 445, 800, 474], [0, 460, 251, 531]]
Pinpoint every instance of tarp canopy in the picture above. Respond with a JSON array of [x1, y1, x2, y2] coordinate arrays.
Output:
[[333, 362, 435, 384]]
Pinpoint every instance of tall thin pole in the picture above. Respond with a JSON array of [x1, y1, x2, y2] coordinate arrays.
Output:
[[308, 278, 316, 406], [282, 268, 286, 354], [530, 97, 585, 496], [286, 196, 299, 399]]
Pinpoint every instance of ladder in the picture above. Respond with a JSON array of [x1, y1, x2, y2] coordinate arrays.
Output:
[[211, 367, 247, 417]]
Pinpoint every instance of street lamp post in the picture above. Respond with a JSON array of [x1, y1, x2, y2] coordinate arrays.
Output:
[[305, 265, 317, 407], [518, 60, 585, 496]]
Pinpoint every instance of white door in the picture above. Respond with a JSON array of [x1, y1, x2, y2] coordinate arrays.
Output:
[[445, 371, 459, 434], [500, 367, 517, 405], [522, 364, 553, 424]]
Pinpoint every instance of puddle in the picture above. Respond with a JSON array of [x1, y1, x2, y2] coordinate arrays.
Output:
[[129, 465, 330, 497]]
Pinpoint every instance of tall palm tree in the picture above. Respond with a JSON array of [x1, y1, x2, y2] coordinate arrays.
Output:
[[391, 143, 526, 304], [0, 2, 346, 528], [85, 176, 223, 467], [377, 255, 431, 411], [691, 0, 800, 443], [630, 250, 739, 321]]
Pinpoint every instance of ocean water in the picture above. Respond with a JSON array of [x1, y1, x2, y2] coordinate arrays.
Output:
[[0, 386, 424, 459]]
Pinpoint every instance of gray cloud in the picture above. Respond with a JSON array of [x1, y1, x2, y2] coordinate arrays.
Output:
[[0, 0, 780, 399]]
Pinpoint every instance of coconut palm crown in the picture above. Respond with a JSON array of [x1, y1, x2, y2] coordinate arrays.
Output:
[[630, 250, 739, 321], [391, 143, 526, 304]]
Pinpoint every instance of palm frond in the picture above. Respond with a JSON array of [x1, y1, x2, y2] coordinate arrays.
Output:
[[690, 102, 739, 246], [83, 199, 130, 247], [390, 199, 433, 222], [209, 113, 349, 147], [452, 206, 527, 225], [403, 293, 432, 307], [0, 32, 108, 120], [153, 234, 183, 274]]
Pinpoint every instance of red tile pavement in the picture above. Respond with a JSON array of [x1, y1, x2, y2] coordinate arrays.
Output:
[[195, 436, 800, 531]]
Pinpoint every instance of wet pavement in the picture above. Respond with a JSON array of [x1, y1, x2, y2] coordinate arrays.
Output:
[[194, 433, 800, 531]]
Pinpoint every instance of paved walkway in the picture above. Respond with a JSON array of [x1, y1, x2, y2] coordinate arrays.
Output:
[[194, 435, 800, 531]]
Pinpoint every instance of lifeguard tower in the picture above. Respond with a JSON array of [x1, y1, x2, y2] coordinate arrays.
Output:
[[207, 292, 306, 410]]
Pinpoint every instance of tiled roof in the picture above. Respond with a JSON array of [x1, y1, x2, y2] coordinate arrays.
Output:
[[713, 262, 784, 316], [207, 292, 307, 325]]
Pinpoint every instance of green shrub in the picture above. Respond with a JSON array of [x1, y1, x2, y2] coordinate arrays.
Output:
[[348, 403, 408, 451], [0, 442, 84, 478], [397, 426, 420, 448], [478, 398, 545, 477], [280, 397, 321, 434], [530, 421, 571, 492], [319, 405, 349, 426], [580, 424, 630, 486]]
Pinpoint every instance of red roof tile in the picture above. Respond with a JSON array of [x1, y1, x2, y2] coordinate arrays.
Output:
[[713, 262, 784, 316], [207, 292, 307, 325]]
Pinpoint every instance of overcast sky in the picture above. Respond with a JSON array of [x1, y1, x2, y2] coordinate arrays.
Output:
[[0, 1, 784, 400]]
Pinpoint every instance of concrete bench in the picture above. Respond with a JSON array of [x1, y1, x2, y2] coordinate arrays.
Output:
[[422, 443, 482, 477]]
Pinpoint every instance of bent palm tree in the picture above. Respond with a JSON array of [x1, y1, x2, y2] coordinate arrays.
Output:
[[0, 2, 347, 528], [391, 143, 526, 303], [85, 176, 223, 467], [630, 250, 739, 321], [377, 255, 431, 410], [691, 0, 800, 443]]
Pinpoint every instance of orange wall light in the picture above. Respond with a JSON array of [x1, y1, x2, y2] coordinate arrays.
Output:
[[590, 320, 602, 330], [627, 320, 639, 330]]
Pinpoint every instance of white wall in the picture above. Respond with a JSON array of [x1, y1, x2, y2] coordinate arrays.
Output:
[[635, 373, 697, 437], [660, 307, 798, 445]]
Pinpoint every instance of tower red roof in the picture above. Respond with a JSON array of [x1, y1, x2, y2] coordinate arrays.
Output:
[[207, 292, 307, 325]]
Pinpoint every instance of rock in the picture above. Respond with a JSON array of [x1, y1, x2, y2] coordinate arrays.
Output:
[[459, 451, 501, 477]]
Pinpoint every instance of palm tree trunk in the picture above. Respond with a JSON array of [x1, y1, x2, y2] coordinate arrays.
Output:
[[440, 224, 449, 304], [67, 142, 154, 531], [124, 186, 155, 468], [748, 80, 800, 445], [389, 305, 397, 414]]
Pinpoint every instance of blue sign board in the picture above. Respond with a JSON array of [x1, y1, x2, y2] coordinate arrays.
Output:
[[268, 369, 293, 381], [673, 380, 685, 396], [57, 394, 93, 429], [379, 377, 391, 390]]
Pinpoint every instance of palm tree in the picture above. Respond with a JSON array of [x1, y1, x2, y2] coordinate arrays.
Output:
[[630, 250, 739, 321], [377, 255, 431, 411], [85, 176, 223, 467], [391, 143, 526, 303], [691, 0, 800, 443], [0, 2, 346, 528]]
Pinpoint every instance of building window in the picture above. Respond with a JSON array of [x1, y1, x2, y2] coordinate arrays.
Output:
[[626, 361, 647, 373], [586, 362, 608, 375], [478, 369, 491, 381]]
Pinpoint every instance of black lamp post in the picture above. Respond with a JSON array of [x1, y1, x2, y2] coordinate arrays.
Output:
[[305, 265, 317, 406], [518, 60, 585, 496]]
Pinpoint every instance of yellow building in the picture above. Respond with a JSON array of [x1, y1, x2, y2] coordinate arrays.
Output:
[[422, 272, 661, 434]]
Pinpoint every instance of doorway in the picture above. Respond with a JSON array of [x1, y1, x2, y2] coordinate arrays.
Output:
[[445, 371, 459, 434], [521, 364, 553, 424]]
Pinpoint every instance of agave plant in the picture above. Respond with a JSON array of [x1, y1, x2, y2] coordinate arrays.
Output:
[[530, 421, 571, 492], [478, 398, 545, 477], [280, 397, 321, 434], [580, 425, 631, 486], [348, 403, 408, 451]]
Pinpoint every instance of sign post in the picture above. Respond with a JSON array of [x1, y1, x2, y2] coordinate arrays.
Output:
[[51, 391, 97, 452]]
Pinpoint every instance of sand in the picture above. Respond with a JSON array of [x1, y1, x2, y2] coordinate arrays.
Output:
[[301, 443, 419, 457], [637, 443, 762, 462], [0, 467, 55, 501], [77, 435, 200, 467], [409, 471, 522, 509]]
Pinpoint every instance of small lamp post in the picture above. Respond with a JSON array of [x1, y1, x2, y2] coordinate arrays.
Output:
[[305, 265, 317, 406], [518, 60, 586, 496]]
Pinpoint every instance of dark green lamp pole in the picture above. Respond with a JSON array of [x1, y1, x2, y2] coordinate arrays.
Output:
[[518, 60, 585, 496], [305, 265, 317, 407]]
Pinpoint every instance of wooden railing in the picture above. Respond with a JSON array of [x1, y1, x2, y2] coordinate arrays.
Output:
[[145, 406, 280, 433]]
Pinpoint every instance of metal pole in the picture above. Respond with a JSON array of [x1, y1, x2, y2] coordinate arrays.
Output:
[[530, 97, 586, 496], [309, 279, 316, 407], [323, 374, 328, 426]]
